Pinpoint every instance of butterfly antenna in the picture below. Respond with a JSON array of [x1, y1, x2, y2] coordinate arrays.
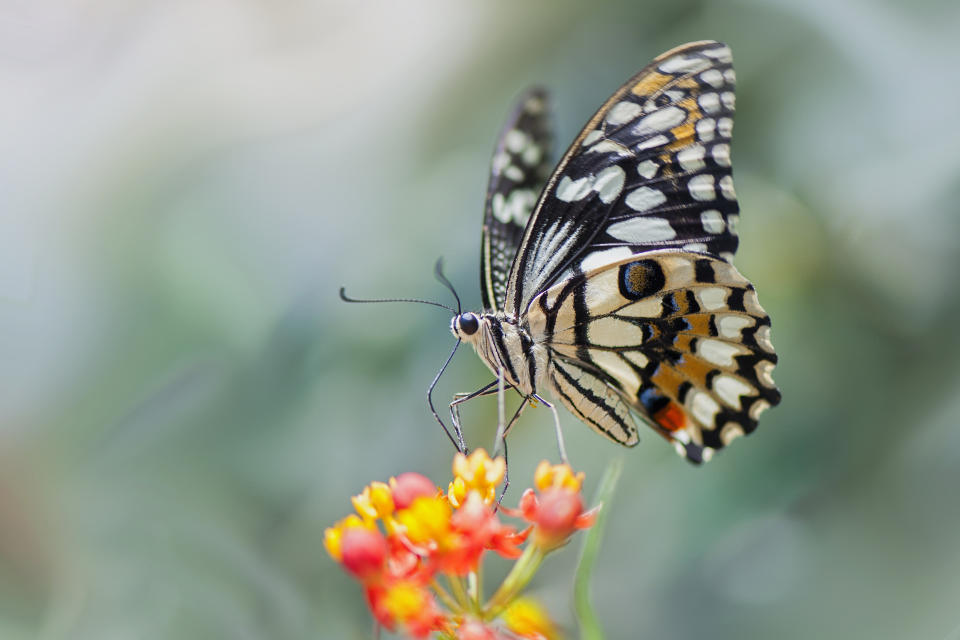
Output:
[[433, 258, 462, 315], [338, 287, 456, 313], [428, 338, 465, 452]]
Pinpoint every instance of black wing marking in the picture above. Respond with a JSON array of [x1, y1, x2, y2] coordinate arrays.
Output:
[[480, 88, 554, 312], [528, 251, 779, 464], [504, 41, 741, 316]]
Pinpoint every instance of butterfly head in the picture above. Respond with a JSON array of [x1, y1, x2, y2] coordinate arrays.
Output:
[[451, 312, 482, 342]]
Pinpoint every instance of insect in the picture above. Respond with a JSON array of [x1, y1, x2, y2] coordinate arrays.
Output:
[[446, 40, 780, 464], [343, 41, 780, 464]]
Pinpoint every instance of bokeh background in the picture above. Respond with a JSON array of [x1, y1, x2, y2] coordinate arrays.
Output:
[[2, 1, 959, 638]]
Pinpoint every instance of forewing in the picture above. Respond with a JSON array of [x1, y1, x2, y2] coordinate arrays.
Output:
[[505, 41, 740, 316], [481, 88, 554, 312], [527, 251, 780, 463]]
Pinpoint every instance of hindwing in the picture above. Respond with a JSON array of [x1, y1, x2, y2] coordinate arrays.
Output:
[[527, 251, 779, 463]]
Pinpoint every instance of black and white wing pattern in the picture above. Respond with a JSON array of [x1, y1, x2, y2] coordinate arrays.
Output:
[[510, 41, 779, 463], [527, 251, 780, 463], [505, 40, 741, 316], [480, 88, 553, 312]]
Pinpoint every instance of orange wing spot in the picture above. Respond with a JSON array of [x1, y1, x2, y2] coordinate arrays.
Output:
[[682, 314, 712, 336], [650, 364, 685, 397], [672, 333, 697, 352], [654, 402, 687, 432], [631, 72, 673, 98], [674, 355, 715, 386]]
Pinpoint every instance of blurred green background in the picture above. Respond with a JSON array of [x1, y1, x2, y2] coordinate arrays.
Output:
[[2, 1, 959, 638]]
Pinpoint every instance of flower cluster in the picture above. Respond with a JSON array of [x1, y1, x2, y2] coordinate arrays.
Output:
[[325, 450, 598, 639]]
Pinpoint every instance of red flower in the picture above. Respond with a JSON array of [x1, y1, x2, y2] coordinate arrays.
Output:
[[339, 527, 388, 583], [519, 487, 597, 551]]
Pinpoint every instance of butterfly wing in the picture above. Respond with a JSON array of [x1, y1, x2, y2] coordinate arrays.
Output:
[[505, 41, 740, 316], [527, 251, 779, 463], [480, 88, 554, 312]]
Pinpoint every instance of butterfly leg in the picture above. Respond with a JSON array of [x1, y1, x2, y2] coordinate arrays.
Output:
[[493, 396, 529, 506], [449, 380, 500, 452], [533, 393, 569, 464]]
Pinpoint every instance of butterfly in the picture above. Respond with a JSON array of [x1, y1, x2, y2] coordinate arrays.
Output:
[[446, 41, 780, 464]]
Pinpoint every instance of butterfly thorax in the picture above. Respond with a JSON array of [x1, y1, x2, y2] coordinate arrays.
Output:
[[451, 311, 547, 397]]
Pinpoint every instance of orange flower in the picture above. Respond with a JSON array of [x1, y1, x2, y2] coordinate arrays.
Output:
[[352, 481, 395, 522], [324, 514, 375, 562], [366, 581, 448, 638], [533, 460, 584, 493], [518, 488, 597, 551], [502, 596, 561, 639], [449, 449, 506, 506], [390, 472, 439, 510], [338, 527, 388, 583]]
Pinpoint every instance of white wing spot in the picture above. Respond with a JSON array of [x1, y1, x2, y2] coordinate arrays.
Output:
[[504, 165, 524, 182], [492, 189, 537, 224], [659, 55, 711, 74], [696, 118, 716, 143], [607, 216, 676, 242], [698, 93, 721, 115], [703, 46, 733, 63], [714, 375, 752, 409], [718, 117, 733, 138], [556, 176, 593, 202], [634, 106, 687, 136], [624, 351, 650, 368], [637, 159, 659, 179], [582, 129, 603, 146], [755, 324, 775, 353], [677, 144, 706, 172], [587, 140, 630, 156], [593, 166, 626, 204], [717, 314, 753, 339], [699, 339, 742, 366], [580, 247, 634, 272], [712, 143, 731, 167], [727, 214, 740, 234], [756, 359, 776, 388], [504, 129, 529, 153], [636, 134, 669, 150], [606, 101, 643, 125], [682, 242, 708, 253], [719, 175, 736, 200], [700, 69, 724, 88], [690, 390, 721, 426], [492, 152, 511, 175], [522, 144, 542, 167], [701, 209, 725, 234], [625, 186, 667, 212], [698, 287, 728, 310], [721, 91, 736, 110], [749, 399, 771, 421], [723, 69, 736, 84], [688, 174, 716, 201], [720, 422, 745, 446]]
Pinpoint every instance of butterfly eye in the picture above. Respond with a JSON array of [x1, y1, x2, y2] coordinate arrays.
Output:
[[458, 313, 480, 336]]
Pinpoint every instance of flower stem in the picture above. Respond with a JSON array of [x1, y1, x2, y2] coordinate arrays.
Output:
[[483, 543, 546, 619], [447, 574, 471, 611], [430, 578, 460, 612]]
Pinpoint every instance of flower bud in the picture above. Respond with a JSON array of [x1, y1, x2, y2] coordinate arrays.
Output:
[[532, 488, 584, 550], [339, 527, 387, 582], [390, 472, 437, 510]]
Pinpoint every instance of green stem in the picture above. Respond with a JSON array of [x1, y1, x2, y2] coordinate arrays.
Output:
[[483, 543, 546, 619], [430, 578, 460, 612], [446, 574, 471, 611], [574, 457, 623, 640]]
